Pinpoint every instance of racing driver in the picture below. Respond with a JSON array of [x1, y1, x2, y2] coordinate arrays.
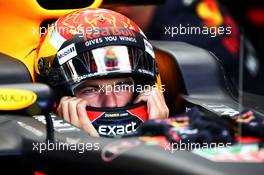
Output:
[[35, 8, 169, 137]]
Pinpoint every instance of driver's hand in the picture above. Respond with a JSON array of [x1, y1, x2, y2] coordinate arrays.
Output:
[[134, 88, 169, 119], [56, 96, 99, 137]]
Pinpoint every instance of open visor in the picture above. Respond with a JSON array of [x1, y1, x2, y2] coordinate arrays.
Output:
[[52, 45, 157, 87]]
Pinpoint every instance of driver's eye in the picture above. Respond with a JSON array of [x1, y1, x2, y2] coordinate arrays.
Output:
[[80, 86, 100, 95]]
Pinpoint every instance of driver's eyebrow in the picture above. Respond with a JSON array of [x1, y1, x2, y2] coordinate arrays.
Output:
[[77, 84, 100, 92], [115, 80, 134, 85], [82, 84, 100, 88]]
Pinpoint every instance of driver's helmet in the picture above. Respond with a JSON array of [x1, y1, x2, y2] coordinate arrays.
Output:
[[35, 8, 160, 137]]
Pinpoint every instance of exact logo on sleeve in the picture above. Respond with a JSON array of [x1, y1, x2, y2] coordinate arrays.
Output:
[[57, 43, 77, 65]]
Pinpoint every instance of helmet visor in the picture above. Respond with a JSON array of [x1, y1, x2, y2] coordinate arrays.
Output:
[[53, 45, 156, 87]]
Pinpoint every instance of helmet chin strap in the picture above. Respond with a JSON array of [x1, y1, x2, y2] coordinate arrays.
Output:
[[86, 101, 147, 111], [86, 101, 148, 137]]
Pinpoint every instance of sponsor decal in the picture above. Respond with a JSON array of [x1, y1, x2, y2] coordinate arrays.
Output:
[[89, 110, 143, 137], [84, 28, 135, 41], [74, 28, 147, 56], [57, 43, 77, 65], [84, 35, 137, 48], [34, 115, 80, 133], [118, 36, 137, 43], [87, 104, 148, 137], [202, 103, 240, 116], [84, 37, 104, 47], [138, 69, 154, 76], [144, 39, 155, 58], [98, 121, 137, 136], [0, 88, 37, 110]]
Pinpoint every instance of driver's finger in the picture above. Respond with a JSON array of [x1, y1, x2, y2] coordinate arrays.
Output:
[[134, 90, 168, 119], [133, 91, 150, 104], [57, 96, 70, 117], [60, 96, 72, 122], [68, 98, 82, 128], [147, 94, 163, 120], [151, 88, 169, 118], [77, 100, 99, 137], [133, 93, 158, 119]]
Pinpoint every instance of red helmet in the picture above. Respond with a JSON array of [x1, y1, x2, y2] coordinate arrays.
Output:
[[35, 8, 158, 95]]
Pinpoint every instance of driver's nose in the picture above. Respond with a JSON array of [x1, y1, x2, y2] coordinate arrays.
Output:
[[100, 91, 117, 108]]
